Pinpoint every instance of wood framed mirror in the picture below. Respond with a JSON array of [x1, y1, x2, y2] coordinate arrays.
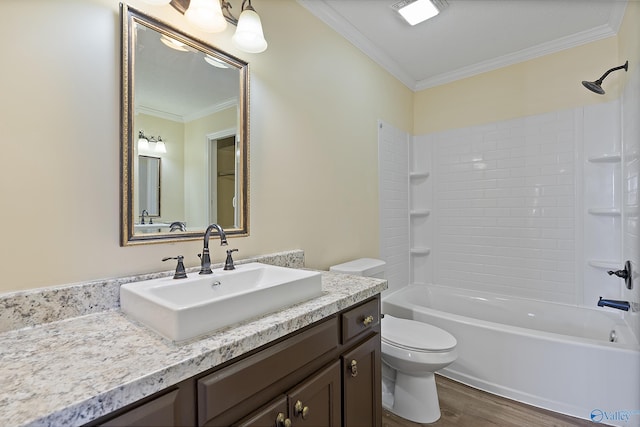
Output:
[[120, 4, 249, 245]]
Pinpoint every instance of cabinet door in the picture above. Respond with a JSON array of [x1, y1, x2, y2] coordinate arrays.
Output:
[[342, 334, 382, 427], [287, 361, 341, 427], [233, 395, 288, 427], [98, 389, 180, 427]]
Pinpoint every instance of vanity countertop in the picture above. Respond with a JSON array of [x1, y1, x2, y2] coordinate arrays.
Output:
[[0, 270, 386, 427]]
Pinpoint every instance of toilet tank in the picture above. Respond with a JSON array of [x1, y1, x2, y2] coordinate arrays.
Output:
[[329, 258, 386, 279]]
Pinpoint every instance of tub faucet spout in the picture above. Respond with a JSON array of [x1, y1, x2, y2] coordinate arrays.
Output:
[[198, 224, 228, 275], [597, 297, 630, 311]]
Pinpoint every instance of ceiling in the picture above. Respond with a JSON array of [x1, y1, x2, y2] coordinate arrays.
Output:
[[298, 0, 628, 91], [135, 21, 240, 120]]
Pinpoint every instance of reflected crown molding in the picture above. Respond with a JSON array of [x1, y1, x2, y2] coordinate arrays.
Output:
[[137, 97, 239, 123]]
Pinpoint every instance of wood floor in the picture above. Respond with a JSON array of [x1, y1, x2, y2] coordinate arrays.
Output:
[[382, 375, 593, 427]]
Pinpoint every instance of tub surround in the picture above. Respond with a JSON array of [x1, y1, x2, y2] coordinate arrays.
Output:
[[0, 250, 387, 427]]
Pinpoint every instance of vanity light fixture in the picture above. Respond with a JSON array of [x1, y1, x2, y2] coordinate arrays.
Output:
[[392, 0, 447, 26], [184, 0, 228, 33], [138, 131, 168, 153], [138, 130, 150, 150], [155, 136, 168, 153], [169, 0, 268, 53]]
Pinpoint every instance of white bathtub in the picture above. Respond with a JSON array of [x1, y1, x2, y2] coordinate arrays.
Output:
[[382, 284, 640, 426]]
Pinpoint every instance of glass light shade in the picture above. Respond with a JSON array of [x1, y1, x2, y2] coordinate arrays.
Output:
[[155, 138, 167, 153], [185, 0, 227, 33], [232, 9, 267, 53], [138, 136, 150, 150]]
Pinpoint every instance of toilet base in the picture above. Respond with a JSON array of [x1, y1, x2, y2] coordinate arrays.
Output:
[[391, 371, 441, 424]]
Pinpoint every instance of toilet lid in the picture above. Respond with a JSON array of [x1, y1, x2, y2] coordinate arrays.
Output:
[[382, 315, 456, 352]]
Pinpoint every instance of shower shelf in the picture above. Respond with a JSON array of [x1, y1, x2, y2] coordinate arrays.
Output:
[[410, 247, 431, 255], [587, 208, 621, 216], [588, 260, 620, 270], [410, 209, 431, 217], [409, 171, 430, 180], [587, 154, 621, 163]]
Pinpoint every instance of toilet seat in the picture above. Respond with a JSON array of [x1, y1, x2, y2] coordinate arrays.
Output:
[[382, 315, 456, 352]]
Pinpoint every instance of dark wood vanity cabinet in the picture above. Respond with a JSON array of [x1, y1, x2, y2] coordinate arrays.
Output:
[[86, 296, 381, 427], [234, 361, 342, 427], [341, 334, 381, 427]]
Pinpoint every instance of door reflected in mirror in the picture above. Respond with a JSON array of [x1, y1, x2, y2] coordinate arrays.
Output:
[[121, 5, 249, 245], [138, 155, 161, 218]]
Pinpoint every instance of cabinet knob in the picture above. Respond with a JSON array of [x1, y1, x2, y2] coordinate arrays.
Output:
[[362, 315, 374, 327], [349, 359, 358, 377], [294, 400, 310, 419], [276, 412, 291, 427]]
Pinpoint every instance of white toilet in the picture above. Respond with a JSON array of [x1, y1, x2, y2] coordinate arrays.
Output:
[[330, 258, 458, 424]]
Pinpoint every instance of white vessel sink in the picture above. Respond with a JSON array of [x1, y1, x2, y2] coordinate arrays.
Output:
[[120, 263, 322, 342]]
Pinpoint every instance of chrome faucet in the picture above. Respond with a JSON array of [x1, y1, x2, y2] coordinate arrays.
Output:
[[198, 224, 228, 274], [140, 209, 149, 224]]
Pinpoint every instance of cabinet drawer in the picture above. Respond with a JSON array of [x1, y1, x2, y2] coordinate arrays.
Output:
[[341, 298, 380, 343], [198, 317, 339, 425]]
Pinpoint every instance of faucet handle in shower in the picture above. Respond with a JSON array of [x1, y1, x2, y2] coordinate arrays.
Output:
[[607, 260, 633, 290]]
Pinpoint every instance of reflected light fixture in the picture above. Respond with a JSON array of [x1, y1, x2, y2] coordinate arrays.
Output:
[[138, 131, 168, 153], [155, 136, 167, 153], [141, 0, 268, 53], [392, 0, 447, 26], [138, 130, 150, 150]]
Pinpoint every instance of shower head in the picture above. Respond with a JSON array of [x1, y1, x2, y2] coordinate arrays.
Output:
[[582, 80, 605, 95], [582, 60, 628, 95]]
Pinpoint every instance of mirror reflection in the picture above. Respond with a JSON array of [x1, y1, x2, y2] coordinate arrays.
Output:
[[138, 155, 160, 218], [121, 5, 249, 245]]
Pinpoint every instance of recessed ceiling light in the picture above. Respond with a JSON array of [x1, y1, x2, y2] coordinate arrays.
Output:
[[391, 0, 445, 26]]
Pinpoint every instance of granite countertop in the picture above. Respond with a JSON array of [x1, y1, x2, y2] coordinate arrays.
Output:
[[0, 256, 387, 427]]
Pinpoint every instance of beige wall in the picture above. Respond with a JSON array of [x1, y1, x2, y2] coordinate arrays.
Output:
[[0, 0, 412, 292], [414, 37, 621, 135]]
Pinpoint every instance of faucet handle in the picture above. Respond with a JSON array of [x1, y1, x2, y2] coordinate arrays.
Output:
[[607, 260, 633, 290], [224, 249, 238, 270], [162, 255, 187, 279]]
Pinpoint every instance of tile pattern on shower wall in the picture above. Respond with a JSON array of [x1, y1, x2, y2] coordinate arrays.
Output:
[[378, 121, 410, 296], [432, 110, 578, 303]]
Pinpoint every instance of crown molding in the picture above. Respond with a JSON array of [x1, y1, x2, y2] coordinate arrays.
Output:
[[298, 0, 627, 92], [297, 0, 417, 89], [136, 97, 239, 123]]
